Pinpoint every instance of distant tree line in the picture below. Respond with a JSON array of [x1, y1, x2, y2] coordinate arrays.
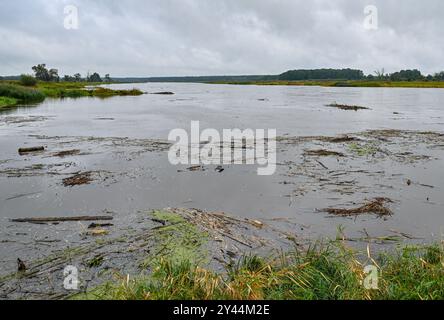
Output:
[[3, 64, 444, 84], [279, 68, 365, 81], [278, 68, 444, 82], [24, 64, 112, 83]]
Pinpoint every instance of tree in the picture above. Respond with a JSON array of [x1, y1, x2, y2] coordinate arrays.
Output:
[[104, 74, 111, 82], [20, 74, 37, 86], [433, 72, 444, 81], [374, 68, 386, 80], [389, 69, 423, 81], [278, 69, 364, 81], [63, 75, 75, 82], [32, 64, 60, 82], [74, 73, 82, 82], [32, 64, 51, 81], [88, 72, 102, 82], [49, 69, 59, 82]]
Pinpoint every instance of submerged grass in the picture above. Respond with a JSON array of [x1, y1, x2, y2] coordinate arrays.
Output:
[[139, 210, 209, 269], [76, 242, 444, 300], [348, 142, 380, 156]]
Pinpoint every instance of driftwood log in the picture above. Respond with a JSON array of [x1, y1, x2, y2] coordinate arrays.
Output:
[[18, 146, 45, 154], [11, 216, 113, 223]]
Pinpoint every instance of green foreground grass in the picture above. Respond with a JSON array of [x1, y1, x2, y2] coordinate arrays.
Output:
[[71, 211, 444, 300], [213, 80, 444, 88], [0, 81, 144, 108], [76, 243, 444, 300]]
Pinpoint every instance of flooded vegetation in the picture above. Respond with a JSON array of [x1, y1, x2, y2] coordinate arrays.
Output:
[[0, 81, 143, 109], [1, 82, 444, 299]]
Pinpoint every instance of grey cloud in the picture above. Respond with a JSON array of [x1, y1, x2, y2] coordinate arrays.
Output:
[[0, 0, 443, 76]]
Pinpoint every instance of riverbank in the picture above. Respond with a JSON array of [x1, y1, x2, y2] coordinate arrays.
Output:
[[0, 81, 144, 109], [1, 207, 443, 300], [211, 80, 444, 88], [76, 209, 444, 301], [83, 241, 444, 300]]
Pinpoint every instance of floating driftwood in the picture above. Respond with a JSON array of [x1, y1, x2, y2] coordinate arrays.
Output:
[[11, 216, 113, 223], [88, 222, 114, 229], [151, 91, 174, 95], [52, 149, 81, 158], [326, 103, 370, 111], [18, 146, 45, 155]]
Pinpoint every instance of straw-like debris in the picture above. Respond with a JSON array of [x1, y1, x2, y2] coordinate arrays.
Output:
[[62, 172, 93, 186], [323, 197, 393, 217], [304, 149, 345, 157], [319, 135, 360, 143]]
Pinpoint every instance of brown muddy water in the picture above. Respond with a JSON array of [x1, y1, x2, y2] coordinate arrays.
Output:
[[1, 83, 444, 298]]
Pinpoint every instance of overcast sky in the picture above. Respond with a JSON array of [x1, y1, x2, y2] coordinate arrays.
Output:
[[0, 0, 443, 77]]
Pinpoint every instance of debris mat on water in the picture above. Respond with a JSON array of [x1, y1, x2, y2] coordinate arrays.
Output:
[[52, 149, 81, 158], [322, 197, 393, 217], [304, 149, 345, 157], [62, 172, 93, 186], [319, 136, 360, 143]]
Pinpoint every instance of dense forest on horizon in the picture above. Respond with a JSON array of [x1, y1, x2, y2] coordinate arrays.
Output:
[[2, 67, 444, 83]]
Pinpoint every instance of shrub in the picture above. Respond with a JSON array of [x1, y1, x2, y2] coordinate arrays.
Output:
[[0, 83, 45, 102], [19, 74, 38, 86]]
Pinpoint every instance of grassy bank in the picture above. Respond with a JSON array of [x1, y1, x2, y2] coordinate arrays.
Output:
[[212, 80, 444, 88], [36, 81, 144, 98], [72, 211, 444, 300], [0, 83, 45, 108], [0, 81, 144, 108], [0, 97, 18, 109], [78, 242, 444, 300]]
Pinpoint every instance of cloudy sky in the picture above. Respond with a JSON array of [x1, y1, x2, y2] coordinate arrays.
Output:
[[0, 0, 443, 77]]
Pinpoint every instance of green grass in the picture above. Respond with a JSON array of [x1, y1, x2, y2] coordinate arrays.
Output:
[[0, 83, 45, 103], [0, 81, 144, 109], [74, 241, 444, 300], [36, 82, 143, 98], [92, 87, 144, 98], [348, 142, 380, 156], [212, 80, 444, 88], [69, 209, 444, 300], [0, 96, 18, 109]]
